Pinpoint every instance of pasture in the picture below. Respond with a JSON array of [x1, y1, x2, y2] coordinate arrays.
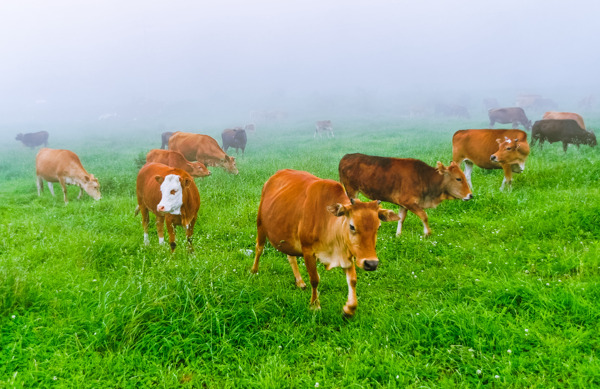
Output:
[[1, 118, 600, 387]]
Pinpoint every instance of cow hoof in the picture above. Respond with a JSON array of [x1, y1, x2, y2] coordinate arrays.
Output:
[[343, 305, 356, 317], [296, 280, 307, 289]]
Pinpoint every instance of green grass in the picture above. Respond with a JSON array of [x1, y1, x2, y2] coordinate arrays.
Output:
[[1, 118, 600, 388]]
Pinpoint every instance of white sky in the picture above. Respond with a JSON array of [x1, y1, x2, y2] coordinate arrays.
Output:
[[1, 0, 598, 123]]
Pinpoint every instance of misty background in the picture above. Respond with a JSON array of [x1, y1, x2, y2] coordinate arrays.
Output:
[[1, 0, 599, 133]]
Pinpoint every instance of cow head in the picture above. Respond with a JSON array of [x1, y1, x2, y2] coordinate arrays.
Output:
[[436, 161, 473, 200], [190, 161, 211, 177], [525, 120, 532, 131], [221, 155, 238, 175], [490, 137, 530, 172], [585, 130, 597, 147], [155, 174, 190, 214], [327, 199, 399, 271], [82, 174, 101, 200], [15, 133, 23, 141]]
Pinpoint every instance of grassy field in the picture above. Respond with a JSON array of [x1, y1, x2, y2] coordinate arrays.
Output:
[[1, 118, 600, 388]]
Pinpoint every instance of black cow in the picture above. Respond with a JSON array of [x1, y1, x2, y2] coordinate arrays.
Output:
[[531, 119, 597, 151], [488, 107, 532, 130], [16, 131, 49, 148], [221, 128, 247, 154], [160, 131, 174, 149]]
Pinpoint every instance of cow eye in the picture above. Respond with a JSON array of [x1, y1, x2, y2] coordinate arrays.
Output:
[[349, 224, 356, 233], [456, 178, 462, 182], [170, 189, 177, 195], [506, 147, 512, 150]]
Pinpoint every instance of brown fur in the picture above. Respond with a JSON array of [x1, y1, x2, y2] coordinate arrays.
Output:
[[168, 131, 238, 174], [251, 169, 398, 316], [146, 149, 210, 177]]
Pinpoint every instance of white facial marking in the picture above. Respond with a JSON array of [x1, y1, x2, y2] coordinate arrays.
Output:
[[505, 137, 512, 144], [157, 174, 183, 214]]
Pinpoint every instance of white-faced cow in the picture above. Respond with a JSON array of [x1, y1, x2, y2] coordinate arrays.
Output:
[[531, 119, 597, 152], [488, 107, 532, 130], [314, 120, 334, 138], [168, 131, 238, 174], [251, 169, 399, 317], [339, 153, 472, 237], [135, 163, 200, 252], [35, 148, 101, 204], [146, 149, 211, 178], [452, 129, 530, 190], [16, 131, 49, 149]]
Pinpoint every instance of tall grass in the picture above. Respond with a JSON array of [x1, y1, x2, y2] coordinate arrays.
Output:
[[1, 118, 599, 387]]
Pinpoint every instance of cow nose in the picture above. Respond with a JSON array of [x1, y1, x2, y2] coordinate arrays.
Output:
[[157, 205, 165, 212], [490, 155, 498, 162], [363, 259, 379, 271], [464, 193, 473, 200]]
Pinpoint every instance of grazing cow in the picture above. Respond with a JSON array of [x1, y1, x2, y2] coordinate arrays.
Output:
[[452, 129, 530, 190], [339, 154, 472, 237], [531, 119, 597, 152], [16, 131, 49, 148], [160, 131, 174, 149], [168, 131, 238, 174], [35, 148, 101, 204], [314, 120, 334, 138], [221, 128, 247, 154], [488, 107, 532, 130], [542, 111, 586, 130], [135, 162, 200, 252], [251, 169, 399, 316], [146, 149, 210, 178]]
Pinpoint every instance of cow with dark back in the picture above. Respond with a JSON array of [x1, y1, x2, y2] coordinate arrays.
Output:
[[160, 132, 174, 149], [531, 119, 597, 151], [339, 153, 472, 237], [251, 169, 399, 316], [488, 107, 532, 130], [16, 131, 49, 148], [221, 128, 247, 154]]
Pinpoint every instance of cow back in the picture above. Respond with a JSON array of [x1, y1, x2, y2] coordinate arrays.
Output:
[[542, 111, 586, 130], [36, 148, 87, 180]]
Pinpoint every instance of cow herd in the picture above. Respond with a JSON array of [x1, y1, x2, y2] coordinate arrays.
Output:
[[15, 110, 597, 316]]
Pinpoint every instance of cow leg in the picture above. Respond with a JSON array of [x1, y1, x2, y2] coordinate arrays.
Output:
[[463, 161, 474, 190], [563, 142, 569, 152], [185, 218, 196, 252], [36, 177, 43, 196], [47, 181, 55, 196], [58, 178, 68, 204], [251, 219, 267, 273], [303, 251, 321, 310], [77, 186, 84, 200], [343, 265, 358, 317], [489, 119, 495, 127], [140, 206, 150, 245], [166, 218, 176, 252], [395, 207, 408, 236], [500, 165, 513, 190], [512, 121, 518, 129], [156, 214, 166, 245], [406, 205, 431, 236], [287, 256, 306, 288]]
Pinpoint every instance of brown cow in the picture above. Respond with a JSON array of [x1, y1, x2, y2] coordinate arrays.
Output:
[[488, 107, 532, 130], [146, 149, 210, 178], [532, 119, 597, 151], [452, 129, 530, 190], [160, 131, 174, 149], [339, 154, 472, 237], [16, 131, 49, 148], [168, 131, 238, 174], [314, 120, 334, 138], [251, 169, 399, 316], [35, 148, 101, 204], [135, 162, 200, 252], [542, 111, 586, 130]]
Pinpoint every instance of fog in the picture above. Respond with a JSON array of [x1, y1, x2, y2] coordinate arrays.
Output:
[[2, 0, 599, 131]]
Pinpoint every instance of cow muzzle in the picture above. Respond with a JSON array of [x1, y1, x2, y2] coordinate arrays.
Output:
[[490, 154, 499, 163], [463, 193, 473, 201], [362, 259, 379, 271]]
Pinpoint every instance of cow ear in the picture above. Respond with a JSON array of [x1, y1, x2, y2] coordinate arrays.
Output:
[[435, 161, 446, 175], [327, 203, 347, 217], [182, 177, 192, 188], [496, 138, 503, 144], [378, 209, 400, 222], [155, 175, 164, 184], [83, 175, 90, 182]]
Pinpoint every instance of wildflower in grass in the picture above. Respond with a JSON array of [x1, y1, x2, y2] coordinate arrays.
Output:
[[495, 375, 500, 379], [11, 315, 16, 319], [476, 370, 482, 375], [507, 349, 512, 354], [315, 383, 319, 387]]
